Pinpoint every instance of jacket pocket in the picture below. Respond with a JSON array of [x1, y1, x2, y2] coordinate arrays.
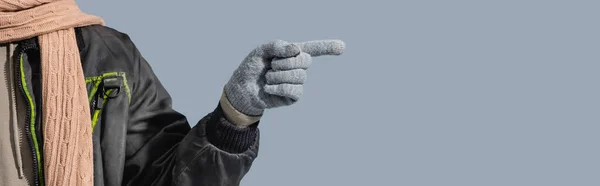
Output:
[[90, 76, 123, 132]]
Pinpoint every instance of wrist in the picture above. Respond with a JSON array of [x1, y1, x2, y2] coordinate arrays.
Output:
[[219, 90, 262, 127], [223, 82, 266, 116]]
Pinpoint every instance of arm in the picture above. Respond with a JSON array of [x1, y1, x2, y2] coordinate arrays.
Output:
[[123, 46, 259, 186], [122, 37, 344, 186]]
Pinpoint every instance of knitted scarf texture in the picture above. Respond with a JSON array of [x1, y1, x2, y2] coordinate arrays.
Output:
[[0, 0, 103, 185]]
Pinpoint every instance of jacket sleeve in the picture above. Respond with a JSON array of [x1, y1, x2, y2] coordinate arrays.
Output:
[[123, 43, 259, 186]]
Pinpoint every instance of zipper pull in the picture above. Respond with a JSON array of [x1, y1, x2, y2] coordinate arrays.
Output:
[[103, 77, 122, 98], [90, 97, 97, 114], [95, 77, 122, 110], [96, 88, 104, 109]]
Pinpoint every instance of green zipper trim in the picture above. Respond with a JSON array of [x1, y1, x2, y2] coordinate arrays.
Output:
[[19, 54, 44, 186], [88, 78, 103, 102], [18, 68, 128, 184], [85, 72, 130, 103], [91, 89, 113, 132]]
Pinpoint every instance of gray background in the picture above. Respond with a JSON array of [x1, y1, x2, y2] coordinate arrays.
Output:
[[79, 0, 599, 185]]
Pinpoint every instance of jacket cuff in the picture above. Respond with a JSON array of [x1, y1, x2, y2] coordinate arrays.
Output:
[[205, 104, 259, 153]]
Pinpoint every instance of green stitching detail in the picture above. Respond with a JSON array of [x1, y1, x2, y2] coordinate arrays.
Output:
[[91, 89, 113, 132], [85, 72, 131, 103], [20, 54, 44, 186]]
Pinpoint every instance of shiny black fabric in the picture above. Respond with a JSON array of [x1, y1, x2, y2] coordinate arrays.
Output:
[[14, 25, 259, 186]]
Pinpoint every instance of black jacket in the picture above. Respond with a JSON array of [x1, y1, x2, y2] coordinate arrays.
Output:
[[12, 25, 259, 186]]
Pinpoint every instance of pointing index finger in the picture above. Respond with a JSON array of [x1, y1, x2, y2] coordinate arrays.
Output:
[[295, 40, 345, 57]]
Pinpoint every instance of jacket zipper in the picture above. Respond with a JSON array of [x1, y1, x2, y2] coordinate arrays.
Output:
[[14, 45, 43, 186], [5, 44, 28, 183]]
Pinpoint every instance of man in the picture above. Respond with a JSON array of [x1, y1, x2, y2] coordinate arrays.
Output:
[[0, 0, 344, 186]]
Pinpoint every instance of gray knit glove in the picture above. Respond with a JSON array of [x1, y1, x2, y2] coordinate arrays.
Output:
[[222, 40, 345, 121]]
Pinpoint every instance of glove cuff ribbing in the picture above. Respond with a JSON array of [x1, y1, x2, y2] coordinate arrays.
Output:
[[220, 89, 262, 127]]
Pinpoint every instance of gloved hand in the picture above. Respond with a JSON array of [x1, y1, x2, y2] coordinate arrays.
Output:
[[221, 39, 345, 126]]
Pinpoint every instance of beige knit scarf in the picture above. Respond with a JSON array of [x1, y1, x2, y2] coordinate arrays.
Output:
[[0, 0, 103, 186]]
